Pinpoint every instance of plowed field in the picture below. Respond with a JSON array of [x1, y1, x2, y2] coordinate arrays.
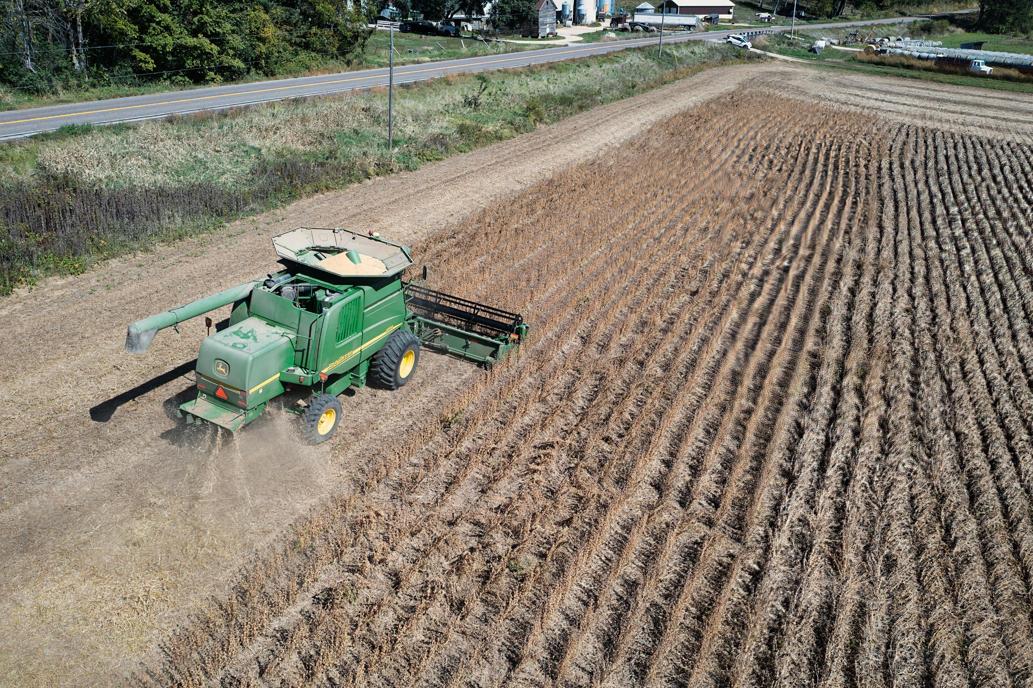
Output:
[[141, 93, 1033, 686]]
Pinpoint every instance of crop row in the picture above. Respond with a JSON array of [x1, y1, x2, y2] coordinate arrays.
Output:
[[139, 94, 1033, 687]]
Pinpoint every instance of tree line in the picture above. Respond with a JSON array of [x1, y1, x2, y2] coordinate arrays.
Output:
[[762, 0, 1030, 33], [978, 0, 1032, 33], [5, 0, 1024, 96], [0, 0, 543, 94], [0, 0, 374, 93]]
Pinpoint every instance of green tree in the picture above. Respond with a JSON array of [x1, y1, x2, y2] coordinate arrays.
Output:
[[411, 0, 448, 18], [979, 0, 1033, 33], [491, 0, 534, 31], [294, 0, 372, 57], [0, 0, 374, 91], [411, 0, 485, 20], [454, 0, 486, 18]]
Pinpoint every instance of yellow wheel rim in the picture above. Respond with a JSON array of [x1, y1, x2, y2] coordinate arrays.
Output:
[[399, 349, 416, 379], [317, 408, 336, 435]]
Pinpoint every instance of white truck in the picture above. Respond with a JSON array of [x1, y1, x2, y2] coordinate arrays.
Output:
[[631, 12, 699, 29], [970, 59, 993, 75]]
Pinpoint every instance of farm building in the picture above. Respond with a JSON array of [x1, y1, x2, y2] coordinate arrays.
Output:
[[534, 0, 559, 36], [656, 0, 734, 19], [635, 1, 655, 11]]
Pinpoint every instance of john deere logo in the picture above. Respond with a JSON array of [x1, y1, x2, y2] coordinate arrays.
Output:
[[214, 359, 230, 377]]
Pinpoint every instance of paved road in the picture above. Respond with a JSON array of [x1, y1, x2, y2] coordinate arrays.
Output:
[[0, 16, 923, 140]]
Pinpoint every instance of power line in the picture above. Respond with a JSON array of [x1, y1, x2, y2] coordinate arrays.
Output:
[[0, 40, 183, 58]]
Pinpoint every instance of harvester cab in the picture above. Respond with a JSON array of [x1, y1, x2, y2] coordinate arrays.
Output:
[[125, 228, 527, 443]]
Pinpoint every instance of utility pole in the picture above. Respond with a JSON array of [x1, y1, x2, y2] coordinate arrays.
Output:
[[790, 0, 797, 37], [658, 2, 666, 57], [388, 21, 395, 151]]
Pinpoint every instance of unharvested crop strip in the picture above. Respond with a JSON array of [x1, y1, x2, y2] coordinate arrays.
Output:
[[139, 92, 1033, 688], [604, 122, 844, 685], [582, 116, 842, 687], [234, 103, 764, 685], [653, 120, 863, 688]]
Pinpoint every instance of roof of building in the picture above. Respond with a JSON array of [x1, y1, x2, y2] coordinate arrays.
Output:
[[636, 2, 655, 9], [661, 0, 734, 6]]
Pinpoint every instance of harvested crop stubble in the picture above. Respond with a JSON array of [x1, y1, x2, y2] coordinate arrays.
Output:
[[139, 93, 1033, 686]]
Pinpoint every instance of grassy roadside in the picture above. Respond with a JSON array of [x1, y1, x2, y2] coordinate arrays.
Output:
[[0, 42, 755, 295], [0, 33, 540, 113], [934, 29, 1033, 54]]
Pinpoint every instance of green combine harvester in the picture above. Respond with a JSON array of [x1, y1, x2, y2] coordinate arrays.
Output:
[[126, 228, 527, 443]]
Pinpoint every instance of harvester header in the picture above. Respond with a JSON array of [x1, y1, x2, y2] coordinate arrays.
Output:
[[124, 227, 527, 442]]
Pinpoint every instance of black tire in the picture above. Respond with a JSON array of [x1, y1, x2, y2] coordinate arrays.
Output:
[[302, 393, 342, 444], [371, 330, 421, 390]]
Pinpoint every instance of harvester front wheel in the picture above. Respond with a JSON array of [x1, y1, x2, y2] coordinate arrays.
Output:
[[302, 393, 342, 444], [372, 331, 421, 390]]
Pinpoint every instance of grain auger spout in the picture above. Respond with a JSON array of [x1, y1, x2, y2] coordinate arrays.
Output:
[[125, 281, 257, 353]]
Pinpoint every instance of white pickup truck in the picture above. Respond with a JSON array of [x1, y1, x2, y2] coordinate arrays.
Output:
[[631, 12, 699, 28], [970, 59, 993, 75]]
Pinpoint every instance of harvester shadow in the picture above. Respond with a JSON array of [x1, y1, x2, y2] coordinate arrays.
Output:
[[89, 359, 197, 423]]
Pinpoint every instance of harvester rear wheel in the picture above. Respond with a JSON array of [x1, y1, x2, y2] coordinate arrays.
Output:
[[372, 330, 421, 390], [302, 393, 342, 444]]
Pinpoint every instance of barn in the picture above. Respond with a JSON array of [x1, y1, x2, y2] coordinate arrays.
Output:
[[655, 0, 734, 20]]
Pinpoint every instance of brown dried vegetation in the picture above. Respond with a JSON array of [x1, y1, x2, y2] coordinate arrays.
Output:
[[138, 92, 1033, 687]]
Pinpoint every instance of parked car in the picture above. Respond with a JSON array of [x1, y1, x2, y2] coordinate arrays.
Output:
[[399, 20, 436, 34], [726, 34, 752, 49], [399, 19, 461, 37], [436, 21, 461, 37]]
